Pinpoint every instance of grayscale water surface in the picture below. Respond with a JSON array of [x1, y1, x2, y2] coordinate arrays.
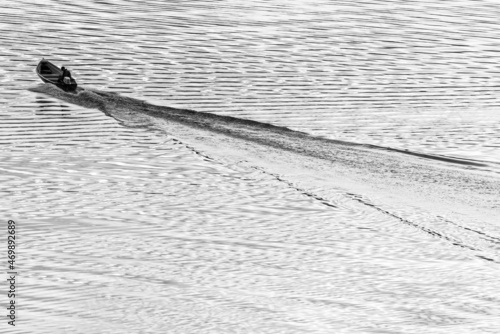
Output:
[[1, 0, 500, 333]]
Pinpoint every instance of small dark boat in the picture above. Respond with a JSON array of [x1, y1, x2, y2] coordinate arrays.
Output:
[[36, 59, 77, 92]]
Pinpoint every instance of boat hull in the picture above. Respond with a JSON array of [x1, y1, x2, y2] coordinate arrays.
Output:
[[36, 59, 77, 92]]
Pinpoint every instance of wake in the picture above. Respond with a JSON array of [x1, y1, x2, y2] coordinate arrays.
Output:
[[29, 83, 492, 169], [29, 83, 500, 263]]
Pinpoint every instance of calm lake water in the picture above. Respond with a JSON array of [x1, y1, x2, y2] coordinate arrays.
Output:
[[1, 0, 500, 333]]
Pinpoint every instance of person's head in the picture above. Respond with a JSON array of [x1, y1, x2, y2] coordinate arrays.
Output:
[[61, 66, 66, 71]]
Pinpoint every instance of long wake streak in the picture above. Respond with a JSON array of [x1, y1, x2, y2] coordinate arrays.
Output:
[[29, 83, 500, 262], [28, 84, 499, 194], [30, 84, 492, 168]]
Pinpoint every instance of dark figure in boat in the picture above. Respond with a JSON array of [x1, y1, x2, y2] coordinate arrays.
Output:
[[59, 66, 72, 84]]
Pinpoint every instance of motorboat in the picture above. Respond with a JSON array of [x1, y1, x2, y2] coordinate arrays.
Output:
[[36, 58, 77, 91]]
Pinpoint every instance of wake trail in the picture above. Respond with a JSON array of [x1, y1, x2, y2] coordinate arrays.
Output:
[[29, 84, 500, 258], [29, 84, 494, 169]]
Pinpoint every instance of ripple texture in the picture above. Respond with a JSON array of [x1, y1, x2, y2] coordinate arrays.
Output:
[[1, 1, 500, 333]]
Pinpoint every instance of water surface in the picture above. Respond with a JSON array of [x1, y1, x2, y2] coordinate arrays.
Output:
[[1, 0, 500, 333]]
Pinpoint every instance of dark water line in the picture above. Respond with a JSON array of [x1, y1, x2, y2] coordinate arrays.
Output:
[[246, 160, 500, 264], [254, 161, 498, 262], [345, 193, 499, 263], [362, 143, 491, 167], [252, 166, 339, 209]]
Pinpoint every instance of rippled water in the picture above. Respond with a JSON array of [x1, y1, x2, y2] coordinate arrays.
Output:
[[1, 0, 500, 333], [3, 0, 500, 162]]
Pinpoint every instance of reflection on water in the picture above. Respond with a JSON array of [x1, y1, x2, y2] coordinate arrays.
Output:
[[34, 96, 71, 116], [1, 0, 500, 333]]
